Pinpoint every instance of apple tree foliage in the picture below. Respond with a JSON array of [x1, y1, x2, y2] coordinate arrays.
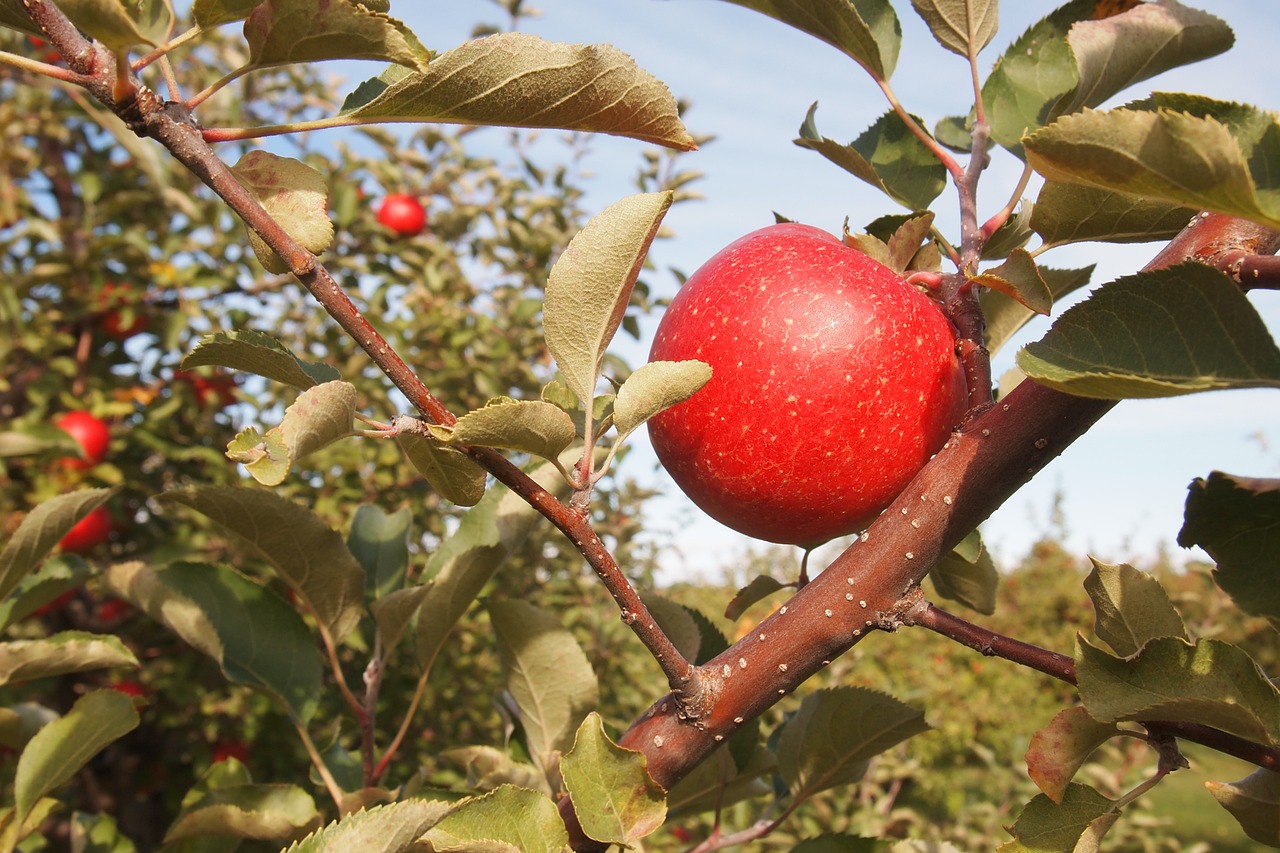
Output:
[[0, 0, 1278, 851]]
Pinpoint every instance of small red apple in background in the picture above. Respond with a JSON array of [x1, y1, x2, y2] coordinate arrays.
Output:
[[377, 193, 427, 236], [97, 282, 149, 340], [26, 36, 61, 64], [173, 369, 237, 410], [212, 739, 250, 764], [647, 223, 967, 547], [59, 506, 112, 554], [111, 679, 146, 699], [55, 410, 111, 469], [31, 589, 77, 618]]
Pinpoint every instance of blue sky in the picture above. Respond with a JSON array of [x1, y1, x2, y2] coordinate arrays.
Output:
[[389, 2, 1280, 578]]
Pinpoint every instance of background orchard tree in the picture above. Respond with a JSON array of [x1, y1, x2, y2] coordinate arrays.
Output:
[[1, 1, 1279, 852]]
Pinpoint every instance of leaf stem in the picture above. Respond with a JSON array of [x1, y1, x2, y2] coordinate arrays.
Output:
[[293, 718, 346, 809], [0, 49, 89, 84], [981, 162, 1034, 241], [373, 665, 433, 784], [874, 77, 964, 183]]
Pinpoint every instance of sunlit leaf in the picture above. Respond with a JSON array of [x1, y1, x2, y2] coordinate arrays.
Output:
[[0, 488, 117, 604], [54, 0, 172, 49], [716, 0, 901, 79], [230, 150, 333, 273], [1084, 559, 1187, 658], [929, 530, 999, 615], [1025, 707, 1122, 804], [0, 631, 138, 686], [430, 398, 577, 463], [981, 264, 1093, 356], [910, 0, 998, 57], [164, 783, 320, 843], [1077, 635, 1280, 745], [183, 330, 340, 389], [226, 425, 290, 486], [342, 33, 696, 151], [971, 249, 1052, 316], [243, 0, 430, 71], [0, 557, 92, 631], [157, 487, 366, 645], [69, 811, 138, 853], [193, 0, 265, 28], [1178, 472, 1280, 625], [1018, 264, 1280, 398], [1031, 182, 1195, 248], [614, 360, 712, 442], [1207, 769, 1280, 848], [996, 783, 1116, 853], [421, 786, 567, 853], [0, 0, 43, 35], [561, 713, 665, 845], [282, 799, 452, 853], [544, 193, 673, 405], [14, 690, 139, 827], [395, 431, 487, 507]]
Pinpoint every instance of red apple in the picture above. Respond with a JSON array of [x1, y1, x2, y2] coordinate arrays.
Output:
[[377, 193, 427, 236], [26, 36, 61, 64], [56, 410, 111, 469], [174, 369, 237, 410], [97, 282, 149, 340], [59, 506, 112, 553], [647, 223, 967, 547], [111, 679, 146, 699], [212, 739, 250, 764]]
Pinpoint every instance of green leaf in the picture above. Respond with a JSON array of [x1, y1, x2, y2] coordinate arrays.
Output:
[[431, 398, 577, 463], [717, 0, 901, 79], [666, 741, 774, 816], [544, 192, 673, 405], [1018, 263, 1280, 398], [368, 586, 429, 660], [0, 557, 92, 631], [164, 783, 320, 843], [230, 151, 333, 273], [54, 0, 172, 49], [438, 745, 544, 793], [640, 593, 703, 666], [1025, 107, 1280, 231], [929, 530, 998, 615], [283, 799, 453, 853], [157, 486, 366, 644], [909, 0, 998, 57], [791, 835, 882, 852], [1178, 472, 1280, 625], [981, 201, 1034, 260], [488, 599, 599, 777], [776, 687, 929, 799], [724, 574, 788, 622], [105, 561, 325, 723], [934, 113, 973, 153], [998, 783, 1116, 853], [229, 381, 357, 486], [193, 0, 265, 28], [613, 360, 712, 442], [1077, 635, 1280, 745], [421, 786, 568, 853], [14, 690, 139, 827], [1207, 769, 1280, 848], [0, 488, 117, 604], [971, 249, 1052, 316], [0, 423, 80, 459], [1030, 182, 1196, 248], [414, 451, 580, 672], [1083, 559, 1187, 658], [348, 503, 412, 602], [183, 330, 341, 389], [981, 264, 1093, 356], [226, 425, 290, 486], [341, 33, 697, 151], [795, 104, 947, 210], [395, 430, 487, 507], [561, 713, 665, 845], [69, 811, 138, 853], [243, 0, 430, 71], [1024, 707, 1122, 804], [0, 0, 43, 35], [0, 631, 139, 686]]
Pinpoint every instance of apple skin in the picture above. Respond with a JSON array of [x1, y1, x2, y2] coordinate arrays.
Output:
[[647, 223, 967, 547], [377, 193, 427, 237], [97, 282, 149, 340], [56, 410, 111, 469], [59, 506, 112, 553]]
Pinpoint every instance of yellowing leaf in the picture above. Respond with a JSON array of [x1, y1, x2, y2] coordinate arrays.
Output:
[[395, 431, 487, 507], [613, 360, 711, 442], [561, 713, 666, 845], [54, 0, 172, 49], [243, 0, 430, 71], [910, 0, 999, 57], [1084, 559, 1188, 658], [718, 0, 902, 79], [971, 249, 1053, 316], [1025, 707, 1122, 804], [230, 151, 333, 273], [430, 399, 577, 464]]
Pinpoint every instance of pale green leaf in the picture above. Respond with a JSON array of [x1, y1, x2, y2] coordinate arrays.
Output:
[[0, 631, 138, 686], [717, 0, 901, 79], [1025, 707, 1122, 804], [1084, 559, 1188, 658], [1077, 635, 1280, 745], [0, 0, 43, 35], [971, 248, 1052, 316], [230, 150, 334, 273], [724, 575, 788, 622], [422, 786, 567, 853], [234, 380, 357, 485], [1207, 769, 1280, 848], [1017, 264, 1280, 398], [438, 745, 544, 793], [0, 488, 117, 603], [639, 593, 702, 667], [544, 192, 673, 404], [1030, 182, 1196, 248], [795, 104, 946, 210], [431, 398, 577, 462], [69, 811, 138, 853], [183, 330, 341, 389], [369, 586, 429, 659], [982, 200, 1035, 260], [243, 0, 430, 71], [282, 800, 453, 853], [561, 713, 665, 845], [910, 0, 998, 57], [348, 503, 412, 602], [1178, 472, 1280, 625], [342, 33, 696, 151], [157, 486, 366, 644], [0, 424, 79, 459], [14, 690, 139, 826], [613, 360, 711, 442], [997, 783, 1116, 853], [777, 687, 929, 798], [981, 264, 1093, 356], [193, 0, 265, 28], [929, 530, 999, 615], [0, 557, 92, 631], [226, 425, 291, 486], [395, 431, 487, 507], [54, 0, 171, 49], [164, 783, 320, 843], [488, 599, 599, 776]]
